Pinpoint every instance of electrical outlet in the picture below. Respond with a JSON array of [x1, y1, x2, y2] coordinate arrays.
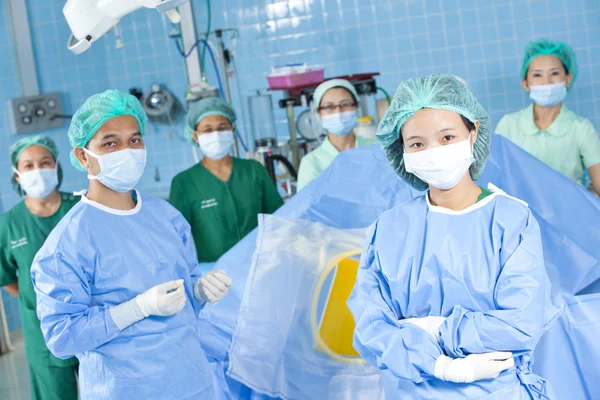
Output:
[[8, 93, 65, 134]]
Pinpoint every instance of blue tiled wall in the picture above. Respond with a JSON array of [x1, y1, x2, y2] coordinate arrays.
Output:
[[0, 2, 195, 331], [199, 0, 600, 139], [0, 3, 23, 332], [1, 0, 599, 331]]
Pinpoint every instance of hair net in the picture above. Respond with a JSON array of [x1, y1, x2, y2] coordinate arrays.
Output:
[[68, 89, 148, 171], [312, 79, 359, 111], [376, 73, 491, 191], [520, 38, 578, 85], [10, 135, 63, 196], [185, 97, 236, 143]]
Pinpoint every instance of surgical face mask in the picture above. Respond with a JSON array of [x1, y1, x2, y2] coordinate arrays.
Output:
[[83, 148, 146, 193], [197, 130, 234, 160], [14, 167, 58, 198], [403, 134, 475, 190], [529, 81, 567, 107], [321, 111, 358, 136]]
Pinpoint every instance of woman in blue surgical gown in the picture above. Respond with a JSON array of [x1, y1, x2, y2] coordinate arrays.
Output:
[[30, 90, 232, 400], [348, 74, 556, 399]]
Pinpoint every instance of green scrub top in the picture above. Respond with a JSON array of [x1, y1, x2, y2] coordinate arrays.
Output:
[[169, 157, 284, 262], [496, 104, 600, 186], [0, 192, 79, 367], [297, 135, 378, 191], [478, 186, 493, 202]]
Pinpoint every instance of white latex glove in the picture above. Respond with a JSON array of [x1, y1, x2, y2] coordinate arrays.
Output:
[[194, 270, 232, 304], [434, 352, 515, 383], [399, 316, 446, 344], [136, 279, 187, 317]]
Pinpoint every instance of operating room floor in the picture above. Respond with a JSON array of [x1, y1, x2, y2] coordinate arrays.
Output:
[[0, 332, 32, 400]]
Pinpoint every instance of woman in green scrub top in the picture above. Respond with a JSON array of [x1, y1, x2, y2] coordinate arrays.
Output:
[[496, 38, 600, 195], [296, 79, 378, 191], [170, 97, 283, 263], [0, 136, 78, 400]]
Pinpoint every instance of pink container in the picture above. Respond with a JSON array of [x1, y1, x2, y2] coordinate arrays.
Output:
[[267, 69, 324, 90]]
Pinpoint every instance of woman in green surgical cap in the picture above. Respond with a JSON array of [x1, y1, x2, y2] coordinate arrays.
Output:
[[0, 135, 79, 400], [296, 79, 378, 191], [496, 38, 600, 195], [170, 97, 283, 264]]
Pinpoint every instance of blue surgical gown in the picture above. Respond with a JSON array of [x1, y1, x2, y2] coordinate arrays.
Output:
[[31, 191, 228, 400], [348, 189, 555, 399]]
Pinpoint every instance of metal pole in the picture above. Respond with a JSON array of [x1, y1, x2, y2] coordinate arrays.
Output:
[[215, 30, 232, 102], [286, 100, 300, 171], [0, 293, 14, 353], [179, 2, 203, 93], [8, 0, 40, 96], [215, 30, 238, 157], [359, 94, 369, 117]]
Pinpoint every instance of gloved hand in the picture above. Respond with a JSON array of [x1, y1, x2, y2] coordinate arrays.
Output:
[[135, 279, 187, 317], [109, 279, 187, 330], [194, 270, 232, 304], [399, 316, 446, 344], [434, 352, 515, 383]]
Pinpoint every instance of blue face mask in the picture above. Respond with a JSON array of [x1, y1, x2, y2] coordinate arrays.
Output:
[[83, 148, 146, 192], [197, 130, 234, 160], [529, 81, 567, 107], [321, 111, 358, 136], [14, 167, 58, 198]]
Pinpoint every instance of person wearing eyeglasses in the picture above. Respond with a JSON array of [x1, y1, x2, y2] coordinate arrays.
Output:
[[296, 79, 378, 191]]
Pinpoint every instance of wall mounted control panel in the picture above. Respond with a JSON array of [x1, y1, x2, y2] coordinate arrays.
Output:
[[8, 93, 65, 134]]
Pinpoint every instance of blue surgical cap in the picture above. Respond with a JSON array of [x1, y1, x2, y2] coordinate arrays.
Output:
[[521, 38, 578, 86], [185, 97, 236, 143], [68, 89, 148, 171], [10, 135, 63, 196], [376, 73, 492, 191]]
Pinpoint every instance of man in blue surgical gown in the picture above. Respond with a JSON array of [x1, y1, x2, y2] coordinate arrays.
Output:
[[31, 90, 232, 399], [348, 74, 556, 399]]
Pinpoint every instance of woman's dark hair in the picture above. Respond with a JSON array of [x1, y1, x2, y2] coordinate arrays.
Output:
[[460, 115, 476, 132]]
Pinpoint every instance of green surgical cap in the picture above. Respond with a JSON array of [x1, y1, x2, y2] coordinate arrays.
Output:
[[376, 73, 491, 191], [312, 79, 359, 111], [185, 97, 236, 143], [68, 89, 148, 171], [9, 135, 63, 196], [521, 38, 578, 85]]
